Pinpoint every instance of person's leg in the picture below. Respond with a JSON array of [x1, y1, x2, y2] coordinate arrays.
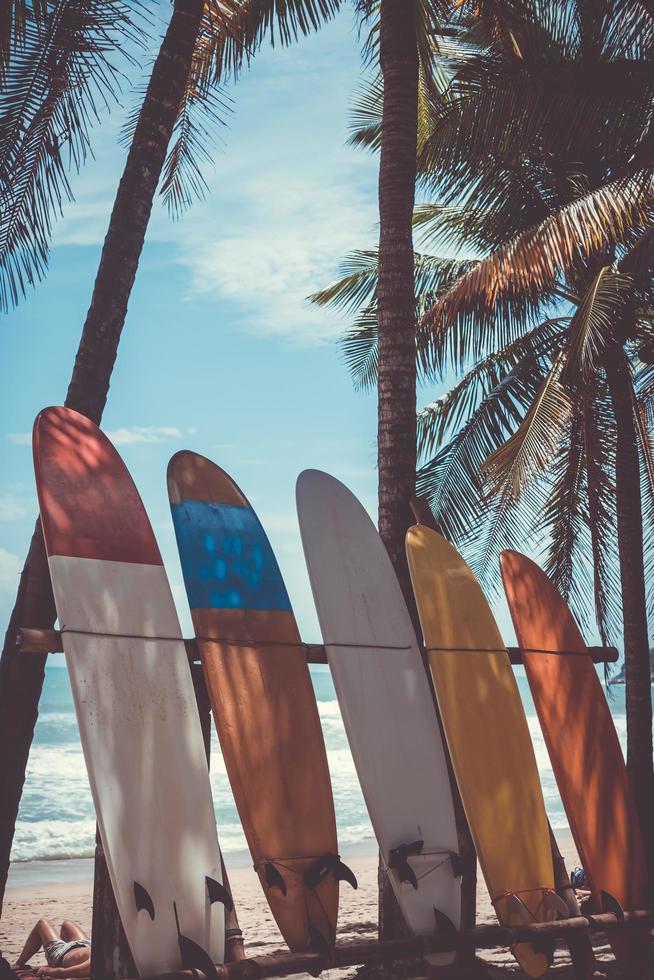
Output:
[[14, 919, 58, 966], [59, 922, 88, 943]]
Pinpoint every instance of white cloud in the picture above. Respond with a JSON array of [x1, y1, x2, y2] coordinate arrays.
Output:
[[8, 426, 196, 448], [178, 173, 376, 346], [0, 548, 21, 591], [46, 9, 378, 349], [0, 492, 29, 521], [106, 425, 187, 447]]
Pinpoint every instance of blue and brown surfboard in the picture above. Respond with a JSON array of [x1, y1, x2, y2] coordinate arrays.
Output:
[[168, 452, 351, 953]]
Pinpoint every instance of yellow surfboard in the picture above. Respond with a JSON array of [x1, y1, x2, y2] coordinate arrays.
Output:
[[406, 526, 561, 977]]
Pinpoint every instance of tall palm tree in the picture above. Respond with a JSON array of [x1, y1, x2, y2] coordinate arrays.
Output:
[[375, 0, 419, 611], [2, 0, 451, 947], [315, 0, 654, 873], [0, 0, 345, 910]]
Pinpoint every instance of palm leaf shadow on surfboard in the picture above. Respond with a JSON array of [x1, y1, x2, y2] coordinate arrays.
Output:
[[406, 525, 563, 978], [501, 550, 653, 974], [168, 451, 352, 954], [33, 407, 225, 976], [296, 470, 461, 967]]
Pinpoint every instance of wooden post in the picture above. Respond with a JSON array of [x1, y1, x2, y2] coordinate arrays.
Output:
[[128, 909, 653, 980], [91, 837, 136, 980], [15, 629, 620, 667], [548, 826, 595, 979], [0, 522, 56, 912]]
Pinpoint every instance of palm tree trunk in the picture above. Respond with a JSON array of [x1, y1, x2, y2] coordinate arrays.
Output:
[[0, 0, 205, 910], [605, 344, 654, 878], [377, 0, 419, 942]]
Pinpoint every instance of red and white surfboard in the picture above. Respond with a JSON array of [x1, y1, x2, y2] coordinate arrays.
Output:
[[33, 407, 225, 975]]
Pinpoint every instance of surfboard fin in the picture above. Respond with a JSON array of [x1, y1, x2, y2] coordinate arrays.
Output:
[[304, 854, 358, 891], [433, 908, 458, 948], [307, 924, 333, 958], [133, 881, 155, 920], [262, 862, 287, 896], [448, 851, 466, 879], [600, 890, 624, 922], [543, 889, 569, 918], [388, 840, 424, 890], [206, 875, 234, 913], [178, 934, 219, 980], [173, 900, 219, 980], [506, 893, 531, 924], [531, 935, 555, 967], [333, 857, 358, 890]]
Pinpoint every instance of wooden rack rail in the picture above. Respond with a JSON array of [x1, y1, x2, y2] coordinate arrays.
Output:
[[140, 910, 652, 980], [15, 628, 619, 666]]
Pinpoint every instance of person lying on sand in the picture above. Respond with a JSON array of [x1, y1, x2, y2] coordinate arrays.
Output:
[[13, 919, 90, 978]]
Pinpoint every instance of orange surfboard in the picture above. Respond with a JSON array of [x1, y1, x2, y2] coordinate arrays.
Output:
[[168, 452, 348, 954], [501, 551, 651, 971]]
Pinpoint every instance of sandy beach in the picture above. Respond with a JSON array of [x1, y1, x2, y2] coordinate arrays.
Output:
[[0, 836, 633, 979]]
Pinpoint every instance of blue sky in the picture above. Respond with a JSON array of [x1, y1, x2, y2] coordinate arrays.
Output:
[[0, 4, 520, 654]]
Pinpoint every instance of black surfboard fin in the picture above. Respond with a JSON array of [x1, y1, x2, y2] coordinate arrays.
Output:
[[173, 901, 219, 980], [133, 881, 155, 920], [333, 857, 358, 890], [600, 890, 624, 922], [178, 934, 219, 980], [433, 908, 458, 948], [448, 851, 466, 879], [308, 924, 333, 957], [543, 889, 569, 918], [531, 935, 555, 967], [304, 853, 357, 891], [262, 862, 287, 896], [306, 925, 333, 976], [388, 840, 423, 890], [206, 875, 234, 913]]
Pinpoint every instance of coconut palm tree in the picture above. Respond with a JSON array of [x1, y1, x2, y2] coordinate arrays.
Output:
[[0, 0, 346, 911], [2, 2, 453, 947], [314, 0, 654, 871], [0, 2, 147, 311]]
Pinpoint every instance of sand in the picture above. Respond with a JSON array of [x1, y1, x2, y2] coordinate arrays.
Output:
[[0, 841, 633, 978]]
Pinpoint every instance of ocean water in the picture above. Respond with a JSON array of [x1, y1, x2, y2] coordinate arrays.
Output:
[[10, 666, 634, 867]]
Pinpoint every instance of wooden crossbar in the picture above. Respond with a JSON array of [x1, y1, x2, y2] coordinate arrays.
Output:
[[139, 910, 652, 980], [15, 628, 619, 665]]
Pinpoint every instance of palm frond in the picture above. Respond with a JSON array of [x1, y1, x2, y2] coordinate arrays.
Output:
[[535, 402, 592, 632], [632, 379, 654, 630], [419, 49, 654, 206], [314, 249, 476, 388], [347, 74, 384, 152], [482, 355, 572, 497], [159, 10, 233, 218], [563, 265, 634, 382], [0, 0, 144, 311], [416, 339, 553, 543], [422, 171, 653, 370], [416, 315, 567, 456], [340, 306, 378, 390], [310, 249, 381, 314], [583, 380, 622, 656], [2, 2, 49, 81], [197, 0, 343, 84]]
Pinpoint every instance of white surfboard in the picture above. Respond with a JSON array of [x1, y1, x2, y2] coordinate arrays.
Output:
[[33, 407, 225, 976], [296, 470, 461, 961]]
